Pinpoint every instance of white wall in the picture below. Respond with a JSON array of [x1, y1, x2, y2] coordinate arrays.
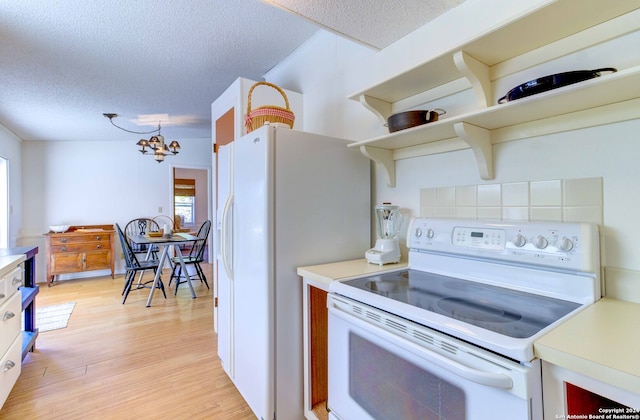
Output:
[[265, 0, 640, 302], [20, 137, 212, 282]]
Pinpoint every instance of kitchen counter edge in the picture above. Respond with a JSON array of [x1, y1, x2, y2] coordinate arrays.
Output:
[[297, 258, 408, 288], [534, 297, 640, 396], [0, 254, 26, 277]]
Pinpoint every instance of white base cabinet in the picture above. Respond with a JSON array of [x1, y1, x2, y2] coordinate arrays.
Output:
[[0, 255, 25, 408]]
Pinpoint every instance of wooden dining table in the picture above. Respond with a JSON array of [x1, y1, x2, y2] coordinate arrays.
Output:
[[128, 232, 199, 307]]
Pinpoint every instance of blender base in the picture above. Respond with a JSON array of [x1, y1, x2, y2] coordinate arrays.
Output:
[[365, 239, 400, 265], [365, 249, 400, 265]]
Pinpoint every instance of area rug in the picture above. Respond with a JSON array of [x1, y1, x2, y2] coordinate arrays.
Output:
[[36, 302, 76, 332]]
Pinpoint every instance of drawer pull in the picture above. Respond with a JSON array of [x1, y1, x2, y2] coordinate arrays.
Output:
[[12, 276, 22, 286], [96, 235, 102, 240], [3, 360, 16, 373], [96, 244, 102, 249], [61, 238, 67, 243], [3, 311, 16, 321], [61, 246, 67, 252]]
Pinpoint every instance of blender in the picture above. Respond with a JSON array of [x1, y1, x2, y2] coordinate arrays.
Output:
[[365, 203, 403, 265]]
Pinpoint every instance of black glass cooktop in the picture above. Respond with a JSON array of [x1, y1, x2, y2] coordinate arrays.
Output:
[[341, 270, 580, 338]]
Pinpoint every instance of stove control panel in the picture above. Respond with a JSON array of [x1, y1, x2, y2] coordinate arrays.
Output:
[[408, 218, 600, 272]]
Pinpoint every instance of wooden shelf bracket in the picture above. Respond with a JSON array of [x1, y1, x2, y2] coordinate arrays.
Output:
[[359, 94, 392, 125], [454, 51, 491, 107], [453, 122, 493, 180], [360, 145, 396, 187]]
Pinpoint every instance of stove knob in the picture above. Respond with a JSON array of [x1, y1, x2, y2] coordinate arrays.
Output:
[[558, 237, 574, 252], [512, 234, 526, 247], [415, 228, 422, 238], [426, 228, 435, 239], [534, 235, 549, 249]]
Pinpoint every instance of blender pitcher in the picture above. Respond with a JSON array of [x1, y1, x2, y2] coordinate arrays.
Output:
[[365, 204, 403, 265]]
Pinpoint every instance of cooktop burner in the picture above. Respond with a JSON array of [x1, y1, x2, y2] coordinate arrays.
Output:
[[345, 269, 580, 339]]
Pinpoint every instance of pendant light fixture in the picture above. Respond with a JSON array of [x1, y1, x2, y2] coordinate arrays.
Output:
[[103, 113, 181, 162]]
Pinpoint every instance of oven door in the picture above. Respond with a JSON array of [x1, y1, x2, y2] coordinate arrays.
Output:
[[328, 294, 541, 420]]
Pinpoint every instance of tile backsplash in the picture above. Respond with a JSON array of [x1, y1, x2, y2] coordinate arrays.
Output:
[[420, 177, 603, 225], [418, 177, 640, 302]]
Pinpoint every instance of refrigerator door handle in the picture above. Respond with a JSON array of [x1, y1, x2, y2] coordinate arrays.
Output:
[[220, 194, 234, 280]]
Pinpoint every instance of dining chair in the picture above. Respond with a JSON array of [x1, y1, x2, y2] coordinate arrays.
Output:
[[169, 220, 211, 294], [116, 223, 166, 304], [124, 218, 160, 258], [152, 214, 174, 232]]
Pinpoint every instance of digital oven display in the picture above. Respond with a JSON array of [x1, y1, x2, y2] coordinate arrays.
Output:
[[452, 226, 506, 251]]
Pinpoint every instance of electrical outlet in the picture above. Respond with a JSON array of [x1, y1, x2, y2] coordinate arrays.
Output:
[[158, 206, 162, 213]]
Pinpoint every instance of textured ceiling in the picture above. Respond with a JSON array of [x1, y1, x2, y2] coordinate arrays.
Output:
[[267, 0, 465, 49], [0, 0, 463, 143]]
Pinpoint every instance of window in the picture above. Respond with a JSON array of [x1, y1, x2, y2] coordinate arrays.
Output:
[[175, 196, 195, 226], [0, 157, 7, 248], [174, 178, 196, 227]]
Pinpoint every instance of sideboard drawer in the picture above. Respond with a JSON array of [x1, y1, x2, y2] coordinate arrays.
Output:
[[50, 241, 109, 253], [49, 234, 110, 245]]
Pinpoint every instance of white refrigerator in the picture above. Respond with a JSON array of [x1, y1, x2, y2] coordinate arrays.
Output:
[[216, 124, 370, 420]]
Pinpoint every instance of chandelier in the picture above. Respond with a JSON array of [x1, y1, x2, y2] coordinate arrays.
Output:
[[103, 113, 181, 162]]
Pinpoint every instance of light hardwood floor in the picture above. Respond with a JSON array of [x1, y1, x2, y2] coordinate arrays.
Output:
[[1, 264, 255, 419]]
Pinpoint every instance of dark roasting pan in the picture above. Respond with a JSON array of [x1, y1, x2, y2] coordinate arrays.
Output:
[[497, 68, 617, 104], [387, 109, 446, 132]]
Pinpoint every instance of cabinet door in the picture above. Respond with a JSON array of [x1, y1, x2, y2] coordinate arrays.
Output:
[[309, 286, 329, 409], [50, 253, 84, 274], [84, 250, 111, 271]]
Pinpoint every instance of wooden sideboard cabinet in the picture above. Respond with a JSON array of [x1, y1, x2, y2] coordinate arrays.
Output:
[[44, 225, 115, 286]]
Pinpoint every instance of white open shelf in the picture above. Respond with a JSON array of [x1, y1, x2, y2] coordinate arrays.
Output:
[[347, 0, 640, 186]]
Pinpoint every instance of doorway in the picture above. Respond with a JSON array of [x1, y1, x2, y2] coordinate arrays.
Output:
[[173, 167, 210, 260]]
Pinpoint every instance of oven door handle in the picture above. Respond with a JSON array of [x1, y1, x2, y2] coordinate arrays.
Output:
[[330, 301, 514, 390]]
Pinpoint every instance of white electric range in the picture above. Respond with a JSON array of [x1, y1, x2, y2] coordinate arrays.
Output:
[[327, 218, 600, 420]]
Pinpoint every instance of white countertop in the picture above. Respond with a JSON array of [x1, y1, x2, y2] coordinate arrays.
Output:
[[0, 254, 25, 277], [535, 297, 640, 396], [297, 258, 408, 288]]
